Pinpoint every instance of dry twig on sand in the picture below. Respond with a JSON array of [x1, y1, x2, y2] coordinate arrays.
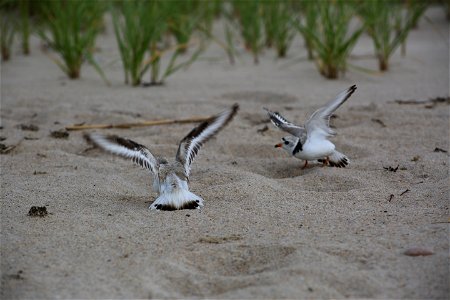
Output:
[[400, 189, 410, 196], [393, 97, 450, 106], [66, 116, 213, 131]]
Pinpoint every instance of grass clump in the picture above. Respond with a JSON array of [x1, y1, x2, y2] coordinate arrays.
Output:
[[38, 0, 107, 81], [359, 0, 427, 71], [0, 12, 15, 61], [295, 1, 363, 79], [233, 0, 264, 64], [18, 0, 30, 55], [148, 40, 205, 86], [112, 1, 205, 86], [0, 0, 17, 61], [199, 2, 238, 65], [166, 0, 203, 54], [297, 1, 318, 60], [261, 1, 295, 58], [153, 0, 206, 85], [111, 1, 161, 86]]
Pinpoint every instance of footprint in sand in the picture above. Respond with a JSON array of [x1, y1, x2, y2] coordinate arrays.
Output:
[[153, 244, 296, 297]]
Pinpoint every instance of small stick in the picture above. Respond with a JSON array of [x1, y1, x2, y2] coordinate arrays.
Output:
[[431, 216, 450, 224], [394, 99, 429, 105], [66, 116, 212, 131], [371, 118, 386, 127], [400, 189, 410, 196]]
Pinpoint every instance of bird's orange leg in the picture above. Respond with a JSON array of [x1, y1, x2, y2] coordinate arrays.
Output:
[[301, 160, 308, 169], [322, 156, 329, 167]]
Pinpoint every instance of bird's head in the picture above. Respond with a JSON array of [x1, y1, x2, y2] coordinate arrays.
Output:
[[275, 136, 298, 153]]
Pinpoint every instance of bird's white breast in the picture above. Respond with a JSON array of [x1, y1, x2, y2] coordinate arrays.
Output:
[[295, 138, 335, 160]]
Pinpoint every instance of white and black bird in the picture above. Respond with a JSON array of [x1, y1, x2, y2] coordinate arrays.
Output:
[[264, 85, 357, 169], [85, 104, 239, 211]]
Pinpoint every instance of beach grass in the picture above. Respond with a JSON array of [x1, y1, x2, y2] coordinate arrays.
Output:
[[166, 0, 206, 54], [233, 0, 264, 64], [0, 12, 15, 61], [111, 0, 162, 86], [199, 3, 238, 65], [295, 1, 363, 79], [262, 1, 295, 58], [297, 1, 318, 60], [18, 0, 30, 55], [2, 0, 431, 83], [359, 0, 427, 71], [112, 1, 205, 86], [147, 31, 205, 86], [0, 0, 18, 61], [38, 0, 107, 82]]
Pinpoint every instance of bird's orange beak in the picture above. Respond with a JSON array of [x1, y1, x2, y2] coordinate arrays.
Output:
[[274, 143, 282, 148]]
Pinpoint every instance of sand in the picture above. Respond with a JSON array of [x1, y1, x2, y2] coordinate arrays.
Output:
[[1, 7, 449, 299]]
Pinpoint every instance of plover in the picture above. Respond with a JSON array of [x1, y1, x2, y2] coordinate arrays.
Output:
[[85, 104, 239, 211], [264, 85, 356, 169]]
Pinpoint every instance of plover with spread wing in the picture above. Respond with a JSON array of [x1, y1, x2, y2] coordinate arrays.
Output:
[[85, 104, 239, 211], [264, 85, 356, 169]]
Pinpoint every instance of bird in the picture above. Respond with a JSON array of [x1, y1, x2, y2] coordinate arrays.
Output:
[[264, 85, 357, 169], [85, 104, 239, 211]]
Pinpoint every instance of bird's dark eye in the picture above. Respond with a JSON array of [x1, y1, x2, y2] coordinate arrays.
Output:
[[284, 141, 289, 145]]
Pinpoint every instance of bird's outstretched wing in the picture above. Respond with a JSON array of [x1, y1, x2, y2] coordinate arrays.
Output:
[[305, 85, 357, 138], [176, 104, 239, 177], [264, 107, 306, 138], [85, 133, 159, 174]]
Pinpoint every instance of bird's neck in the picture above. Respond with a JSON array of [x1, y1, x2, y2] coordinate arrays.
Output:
[[292, 138, 303, 155]]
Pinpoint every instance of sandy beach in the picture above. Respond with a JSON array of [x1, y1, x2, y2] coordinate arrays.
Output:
[[1, 7, 449, 299]]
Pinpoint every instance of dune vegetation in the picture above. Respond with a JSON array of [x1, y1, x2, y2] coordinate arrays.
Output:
[[0, 0, 432, 82]]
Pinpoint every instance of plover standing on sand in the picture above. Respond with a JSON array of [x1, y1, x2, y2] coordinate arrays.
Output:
[[265, 85, 357, 169], [85, 104, 239, 210]]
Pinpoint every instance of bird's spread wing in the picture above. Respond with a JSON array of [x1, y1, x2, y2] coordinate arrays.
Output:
[[305, 85, 357, 138], [176, 104, 239, 177], [264, 107, 306, 138], [85, 133, 159, 174]]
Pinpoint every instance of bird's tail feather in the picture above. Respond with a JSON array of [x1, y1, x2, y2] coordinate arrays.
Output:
[[149, 189, 203, 211], [318, 151, 349, 168]]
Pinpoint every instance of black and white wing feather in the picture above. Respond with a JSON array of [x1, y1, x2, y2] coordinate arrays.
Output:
[[86, 133, 159, 174], [264, 107, 306, 138], [305, 85, 357, 138], [176, 104, 239, 177]]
